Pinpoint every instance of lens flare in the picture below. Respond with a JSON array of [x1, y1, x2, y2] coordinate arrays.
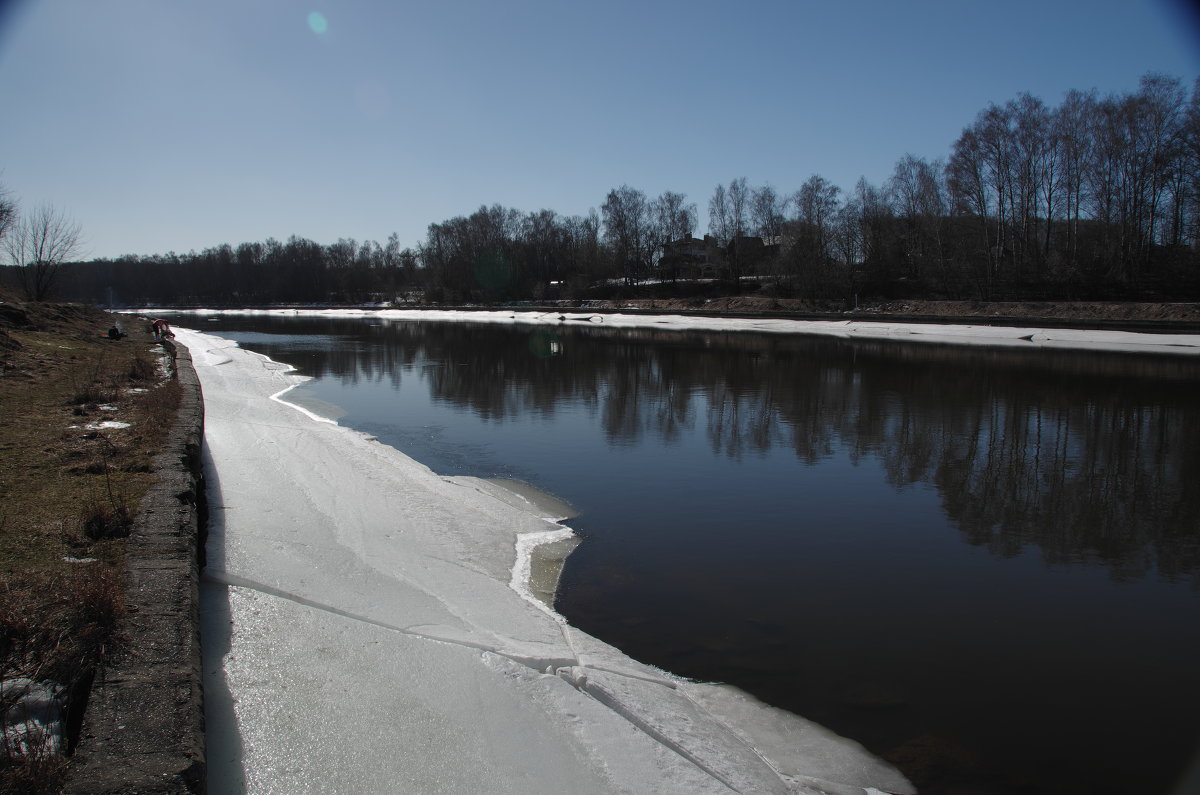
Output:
[[307, 11, 328, 35], [528, 329, 563, 359]]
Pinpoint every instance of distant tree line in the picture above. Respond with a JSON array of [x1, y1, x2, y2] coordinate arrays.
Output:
[[47, 234, 424, 307], [8, 72, 1199, 306]]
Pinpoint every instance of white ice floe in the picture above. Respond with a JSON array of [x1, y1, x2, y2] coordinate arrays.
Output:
[[179, 325, 916, 795], [145, 306, 1200, 356]]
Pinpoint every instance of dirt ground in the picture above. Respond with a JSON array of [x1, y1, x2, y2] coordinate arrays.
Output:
[[0, 294, 179, 793], [581, 296, 1200, 327]]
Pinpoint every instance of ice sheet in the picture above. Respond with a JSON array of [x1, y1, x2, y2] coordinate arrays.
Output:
[[178, 325, 915, 794], [158, 306, 1200, 356]]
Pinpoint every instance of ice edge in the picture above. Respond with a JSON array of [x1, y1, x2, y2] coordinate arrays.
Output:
[[510, 524, 577, 623]]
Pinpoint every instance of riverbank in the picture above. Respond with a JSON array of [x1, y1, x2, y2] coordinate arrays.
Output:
[[65, 341, 206, 793], [0, 295, 201, 794], [138, 299, 1200, 334]]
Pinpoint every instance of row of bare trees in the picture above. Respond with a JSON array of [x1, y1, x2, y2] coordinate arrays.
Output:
[[45, 234, 420, 306], [9, 72, 1198, 305], [699, 74, 1200, 300], [414, 71, 1199, 305], [418, 188, 703, 300], [421, 205, 602, 302], [944, 73, 1199, 296]]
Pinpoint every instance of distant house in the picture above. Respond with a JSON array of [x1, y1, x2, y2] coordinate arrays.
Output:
[[660, 235, 723, 280], [724, 235, 782, 278], [659, 234, 782, 281]]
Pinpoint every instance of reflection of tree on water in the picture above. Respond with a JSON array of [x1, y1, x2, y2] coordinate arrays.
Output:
[[239, 315, 1200, 586], [860, 351, 1200, 586]]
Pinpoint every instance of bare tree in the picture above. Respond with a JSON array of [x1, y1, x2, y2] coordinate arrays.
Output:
[[832, 197, 863, 270], [886, 154, 948, 284], [750, 184, 784, 240], [383, 232, 402, 269], [853, 177, 893, 279], [0, 184, 15, 246], [709, 178, 751, 284], [521, 209, 565, 290], [779, 175, 843, 296], [4, 203, 83, 301], [948, 109, 1010, 295], [1179, 79, 1200, 248], [327, 238, 357, 268], [650, 191, 697, 243], [601, 185, 650, 285], [564, 210, 602, 284], [726, 177, 750, 239], [648, 191, 697, 282], [1053, 89, 1095, 269], [792, 174, 841, 261], [1134, 74, 1188, 254], [1084, 78, 1188, 281], [708, 183, 732, 246]]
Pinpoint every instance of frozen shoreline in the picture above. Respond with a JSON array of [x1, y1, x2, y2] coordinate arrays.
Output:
[[161, 306, 1200, 356], [174, 323, 915, 794]]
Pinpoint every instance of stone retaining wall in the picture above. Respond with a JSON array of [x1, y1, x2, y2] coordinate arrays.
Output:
[[65, 340, 207, 794]]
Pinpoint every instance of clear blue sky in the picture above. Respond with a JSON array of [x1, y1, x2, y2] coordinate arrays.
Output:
[[1, 0, 1197, 260]]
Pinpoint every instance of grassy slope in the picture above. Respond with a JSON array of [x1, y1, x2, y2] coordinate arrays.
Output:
[[0, 290, 179, 793]]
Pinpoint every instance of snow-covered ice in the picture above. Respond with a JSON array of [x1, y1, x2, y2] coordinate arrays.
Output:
[[178, 324, 916, 794], [175, 306, 1200, 356]]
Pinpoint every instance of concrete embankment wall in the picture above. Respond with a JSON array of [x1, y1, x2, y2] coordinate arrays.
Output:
[[66, 341, 208, 794]]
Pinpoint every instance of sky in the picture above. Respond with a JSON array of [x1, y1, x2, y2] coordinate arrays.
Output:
[[0, 0, 1197, 261]]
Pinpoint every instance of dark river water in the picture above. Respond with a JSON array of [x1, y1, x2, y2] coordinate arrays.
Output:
[[170, 312, 1200, 795]]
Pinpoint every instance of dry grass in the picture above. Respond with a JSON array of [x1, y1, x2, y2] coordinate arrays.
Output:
[[0, 294, 180, 792]]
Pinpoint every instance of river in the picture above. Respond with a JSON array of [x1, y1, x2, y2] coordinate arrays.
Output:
[[164, 311, 1200, 794]]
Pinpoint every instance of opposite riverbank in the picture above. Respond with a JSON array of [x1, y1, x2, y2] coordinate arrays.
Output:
[[577, 297, 1200, 331]]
